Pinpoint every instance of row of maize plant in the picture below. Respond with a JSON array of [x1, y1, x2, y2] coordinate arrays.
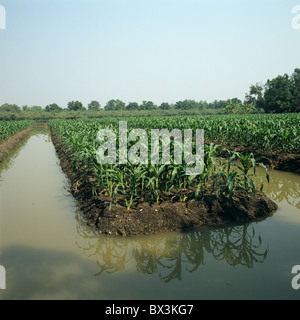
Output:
[[0, 120, 35, 142], [88, 113, 300, 154], [50, 116, 271, 210]]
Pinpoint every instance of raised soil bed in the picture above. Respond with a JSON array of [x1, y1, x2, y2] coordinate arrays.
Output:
[[50, 129, 278, 237]]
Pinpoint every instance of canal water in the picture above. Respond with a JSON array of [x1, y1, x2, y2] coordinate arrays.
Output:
[[0, 131, 299, 300]]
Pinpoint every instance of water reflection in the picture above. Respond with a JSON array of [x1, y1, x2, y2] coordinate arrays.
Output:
[[210, 225, 267, 267], [75, 215, 268, 282], [252, 167, 300, 210], [267, 174, 300, 209], [0, 136, 31, 179], [0, 128, 51, 179]]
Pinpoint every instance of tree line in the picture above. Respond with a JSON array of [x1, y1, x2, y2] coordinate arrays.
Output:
[[1, 68, 299, 117], [0, 98, 241, 113]]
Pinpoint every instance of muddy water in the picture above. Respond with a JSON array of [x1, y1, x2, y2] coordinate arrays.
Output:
[[0, 132, 300, 300]]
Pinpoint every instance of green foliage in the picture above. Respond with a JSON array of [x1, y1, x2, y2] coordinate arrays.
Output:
[[67, 101, 85, 111], [175, 100, 199, 110], [0, 120, 35, 142], [264, 74, 293, 113], [223, 100, 257, 114], [245, 68, 300, 113], [0, 103, 21, 113], [104, 99, 125, 111], [126, 102, 139, 111], [159, 102, 171, 110], [291, 68, 300, 112], [45, 103, 62, 112], [139, 101, 157, 110], [49, 113, 298, 211], [88, 100, 101, 111]]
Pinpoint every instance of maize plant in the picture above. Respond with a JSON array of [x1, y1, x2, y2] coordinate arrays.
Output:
[[49, 114, 284, 210], [0, 120, 35, 142]]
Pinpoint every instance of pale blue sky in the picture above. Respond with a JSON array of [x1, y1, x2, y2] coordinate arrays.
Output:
[[0, 0, 299, 108]]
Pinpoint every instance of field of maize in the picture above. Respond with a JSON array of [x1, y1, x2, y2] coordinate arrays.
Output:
[[0, 120, 35, 143], [48, 113, 299, 211]]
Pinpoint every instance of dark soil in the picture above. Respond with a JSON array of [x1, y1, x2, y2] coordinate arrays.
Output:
[[206, 139, 300, 174], [50, 130, 278, 237], [0, 127, 32, 164]]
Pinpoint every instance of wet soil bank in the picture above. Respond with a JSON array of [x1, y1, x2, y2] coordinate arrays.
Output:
[[51, 129, 278, 237], [207, 139, 300, 174], [0, 123, 47, 164]]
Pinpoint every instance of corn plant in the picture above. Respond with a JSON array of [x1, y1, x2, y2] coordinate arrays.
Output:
[[48, 114, 295, 210], [0, 120, 35, 142]]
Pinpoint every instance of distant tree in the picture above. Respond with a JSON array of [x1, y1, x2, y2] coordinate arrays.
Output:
[[0, 103, 21, 113], [126, 102, 139, 110], [264, 74, 293, 113], [22, 105, 29, 111], [223, 100, 256, 114], [45, 103, 62, 112], [104, 99, 125, 111], [159, 102, 171, 110], [67, 100, 85, 111], [30, 106, 43, 112], [245, 83, 265, 110], [139, 101, 157, 110], [198, 100, 208, 109], [226, 98, 242, 105], [291, 68, 300, 112], [208, 100, 228, 109], [175, 100, 198, 110], [88, 100, 101, 111], [175, 100, 186, 110]]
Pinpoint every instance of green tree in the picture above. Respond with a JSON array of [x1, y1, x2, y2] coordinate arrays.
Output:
[[175, 100, 198, 110], [264, 74, 293, 113], [291, 68, 300, 112], [126, 102, 139, 110], [139, 101, 157, 110], [0, 103, 21, 113], [67, 101, 85, 111], [223, 100, 256, 114], [45, 103, 62, 112], [30, 106, 43, 111], [198, 100, 208, 109], [245, 83, 265, 110], [208, 100, 228, 109], [104, 99, 125, 111], [159, 102, 171, 110], [88, 100, 101, 111]]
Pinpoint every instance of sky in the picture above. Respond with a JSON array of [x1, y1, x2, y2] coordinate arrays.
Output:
[[0, 0, 300, 108]]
